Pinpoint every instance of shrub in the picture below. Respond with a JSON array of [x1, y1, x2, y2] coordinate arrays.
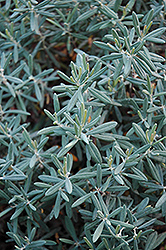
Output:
[[0, 0, 166, 249]]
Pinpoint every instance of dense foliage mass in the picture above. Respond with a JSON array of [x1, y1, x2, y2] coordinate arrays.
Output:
[[0, 0, 166, 249]]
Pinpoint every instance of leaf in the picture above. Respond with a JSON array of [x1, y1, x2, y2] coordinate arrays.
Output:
[[34, 82, 42, 102], [71, 172, 96, 180], [36, 69, 54, 79], [145, 232, 158, 250], [38, 175, 60, 183], [66, 88, 80, 112], [138, 218, 156, 229], [132, 58, 146, 79], [0, 207, 13, 218], [14, 44, 18, 63], [30, 11, 35, 31], [65, 216, 77, 241], [60, 190, 69, 202], [134, 56, 152, 75], [140, 181, 163, 189], [91, 193, 102, 211], [88, 66, 107, 81], [97, 164, 102, 187], [87, 141, 102, 163], [57, 139, 78, 158], [114, 162, 125, 175], [152, 232, 166, 249], [72, 193, 91, 208], [94, 41, 118, 52], [29, 240, 46, 247], [22, 128, 34, 148], [45, 180, 65, 196], [83, 237, 94, 249], [132, 123, 147, 144], [132, 11, 141, 37], [87, 121, 117, 135], [110, 219, 134, 229], [5, 81, 15, 97], [5, 109, 30, 115], [45, 240, 57, 246], [146, 37, 165, 44], [37, 137, 49, 150], [81, 133, 89, 144], [66, 153, 73, 172], [93, 134, 115, 141], [34, 182, 51, 188], [107, 186, 129, 192], [2, 174, 27, 181], [144, 9, 154, 26], [65, 178, 72, 194], [30, 154, 37, 168], [6, 232, 22, 247], [38, 126, 64, 135], [5, 0, 11, 10], [147, 106, 161, 113], [114, 174, 124, 185], [114, 146, 127, 158], [149, 52, 165, 62], [51, 154, 63, 170], [29, 203, 36, 211], [125, 0, 135, 13], [155, 192, 166, 208], [54, 191, 61, 219], [122, 173, 145, 181], [76, 8, 97, 22], [123, 54, 131, 77], [57, 70, 73, 83], [113, 0, 122, 12], [147, 158, 161, 182], [93, 220, 105, 243], [5, 76, 23, 84], [59, 238, 74, 244], [100, 5, 118, 19], [132, 167, 148, 181], [101, 53, 122, 61], [64, 112, 75, 125], [89, 87, 121, 106], [144, 27, 166, 39], [11, 206, 25, 220], [108, 207, 123, 218], [84, 116, 101, 130]]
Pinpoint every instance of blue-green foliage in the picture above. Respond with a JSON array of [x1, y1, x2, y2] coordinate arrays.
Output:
[[0, 0, 166, 249]]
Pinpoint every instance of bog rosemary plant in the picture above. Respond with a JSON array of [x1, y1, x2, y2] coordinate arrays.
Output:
[[0, 0, 166, 249]]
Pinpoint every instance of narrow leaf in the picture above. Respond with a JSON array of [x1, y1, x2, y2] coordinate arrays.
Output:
[[93, 220, 105, 243]]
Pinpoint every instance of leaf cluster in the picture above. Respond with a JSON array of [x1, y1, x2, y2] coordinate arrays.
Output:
[[0, 0, 166, 249]]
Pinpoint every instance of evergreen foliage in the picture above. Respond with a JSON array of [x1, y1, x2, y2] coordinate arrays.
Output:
[[0, 0, 166, 249]]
